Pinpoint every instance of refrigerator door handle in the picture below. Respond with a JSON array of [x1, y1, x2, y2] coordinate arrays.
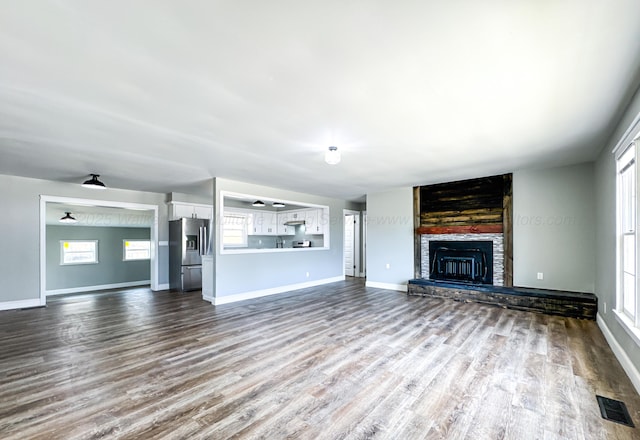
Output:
[[199, 226, 206, 256]]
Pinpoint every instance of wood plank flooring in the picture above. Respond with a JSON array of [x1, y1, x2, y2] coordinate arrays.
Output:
[[0, 279, 639, 439]]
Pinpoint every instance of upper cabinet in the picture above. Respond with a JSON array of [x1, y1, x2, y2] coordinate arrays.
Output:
[[248, 211, 278, 235], [169, 202, 213, 220], [276, 212, 296, 235], [305, 208, 326, 235]]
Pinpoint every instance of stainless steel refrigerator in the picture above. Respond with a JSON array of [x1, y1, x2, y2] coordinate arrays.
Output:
[[169, 218, 210, 291]]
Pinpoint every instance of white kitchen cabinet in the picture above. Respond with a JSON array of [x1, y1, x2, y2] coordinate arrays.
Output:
[[262, 211, 277, 235], [169, 202, 212, 220], [248, 211, 278, 235], [276, 212, 296, 235], [305, 208, 326, 235], [193, 205, 213, 220]]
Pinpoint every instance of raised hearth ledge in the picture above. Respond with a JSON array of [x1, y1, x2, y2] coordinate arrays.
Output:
[[407, 278, 597, 320]]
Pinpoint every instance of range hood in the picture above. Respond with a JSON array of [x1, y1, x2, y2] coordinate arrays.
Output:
[[284, 220, 305, 226]]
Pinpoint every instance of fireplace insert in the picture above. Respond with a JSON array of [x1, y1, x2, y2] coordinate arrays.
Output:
[[429, 240, 493, 284]]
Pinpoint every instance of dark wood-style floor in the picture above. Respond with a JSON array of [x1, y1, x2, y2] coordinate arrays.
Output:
[[1, 279, 639, 439]]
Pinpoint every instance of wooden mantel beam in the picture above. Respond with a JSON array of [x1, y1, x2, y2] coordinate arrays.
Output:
[[417, 224, 503, 235]]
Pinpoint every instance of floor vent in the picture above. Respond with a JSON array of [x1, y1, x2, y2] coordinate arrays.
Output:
[[596, 395, 635, 427]]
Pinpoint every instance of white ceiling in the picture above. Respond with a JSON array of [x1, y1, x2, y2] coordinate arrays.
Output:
[[1, 1, 639, 201]]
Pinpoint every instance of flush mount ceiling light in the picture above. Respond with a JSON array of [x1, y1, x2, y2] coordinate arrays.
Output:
[[252, 200, 266, 207], [82, 174, 106, 189], [325, 146, 340, 165], [59, 212, 78, 224], [272, 202, 286, 208]]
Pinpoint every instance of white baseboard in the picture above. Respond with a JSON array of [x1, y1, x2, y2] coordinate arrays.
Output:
[[202, 294, 214, 303], [597, 313, 640, 395], [214, 276, 345, 305], [0, 298, 43, 311], [365, 281, 408, 292], [46, 280, 151, 296], [359, 272, 366, 278], [156, 283, 170, 291]]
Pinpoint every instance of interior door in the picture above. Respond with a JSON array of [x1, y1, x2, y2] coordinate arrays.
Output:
[[344, 215, 355, 276]]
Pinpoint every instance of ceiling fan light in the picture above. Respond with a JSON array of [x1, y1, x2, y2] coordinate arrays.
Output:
[[325, 146, 340, 165], [59, 212, 78, 224], [252, 200, 265, 207], [82, 174, 106, 189]]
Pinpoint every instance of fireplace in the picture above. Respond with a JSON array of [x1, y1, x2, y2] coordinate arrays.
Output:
[[429, 240, 493, 285]]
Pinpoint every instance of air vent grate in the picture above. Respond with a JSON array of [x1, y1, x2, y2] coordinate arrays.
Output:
[[596, 395, 635, 427]]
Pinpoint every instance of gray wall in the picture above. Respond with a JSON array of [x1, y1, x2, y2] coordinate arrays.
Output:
[[513, 163, 596, 293], [595, 85, 640, 374], [47, 226, 150, 290], [365, 187, 414, 288], [214, 178, 360, 297], [0, 174, 168, 303]]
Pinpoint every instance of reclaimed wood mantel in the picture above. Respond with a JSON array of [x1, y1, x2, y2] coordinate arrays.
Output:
[[416, 224, 503, 235]]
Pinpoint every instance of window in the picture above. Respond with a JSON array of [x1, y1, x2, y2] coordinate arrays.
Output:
[[123, 240, 151, 261], [618, 143, 636, 321], [223, 213, 248, 247], [60, 240, 98, 265]]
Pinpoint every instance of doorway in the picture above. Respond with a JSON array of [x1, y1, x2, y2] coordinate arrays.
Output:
[[344, 210, 361, 277], [40, 195, 160, 306]]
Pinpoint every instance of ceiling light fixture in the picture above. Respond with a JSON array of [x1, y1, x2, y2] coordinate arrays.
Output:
[[59, 212, 78, 224], [82, 174, 107, 189], [272, 202, 286, 208], [252, 200, 266, 207], [325, 146, 340, 165]]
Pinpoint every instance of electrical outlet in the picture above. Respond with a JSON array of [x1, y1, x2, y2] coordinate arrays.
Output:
[[306, 272, 310, 278], [385, 263, 390, 269], [537, 272, 544, 280], [604, 302, 607, 314]]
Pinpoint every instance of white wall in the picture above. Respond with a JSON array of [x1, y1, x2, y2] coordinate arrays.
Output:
[[365, 187, 414, 291], [513, 163, 596, 293], [0, 174, 168, 306], [213, 178, 360, 300]]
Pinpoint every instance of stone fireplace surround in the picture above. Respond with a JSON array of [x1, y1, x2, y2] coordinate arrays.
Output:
[[421, 233, 504, 286]]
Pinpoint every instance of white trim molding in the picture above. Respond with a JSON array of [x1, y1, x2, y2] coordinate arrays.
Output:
[[612, 110, 640, 157], [46, 280, 150, 296], [597, 313, 640, 395], [365, 281, 408, 292], [157, 283, 170, 291], [213, 276, 345, 305], [0, 298, 43, 311]]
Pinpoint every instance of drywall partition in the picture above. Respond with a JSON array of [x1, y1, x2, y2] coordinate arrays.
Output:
[[512, 163, 596, 293], [213, 178, 360, 303], [595, 85, 640, 390], [0, 174, 168, 310], [46, 226, 150, 292], [365, 187, 414, 291]]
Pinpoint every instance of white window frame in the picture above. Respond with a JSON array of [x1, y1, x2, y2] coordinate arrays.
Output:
[[60, 240, 99, 265], [123, 239, 151, 261], [222, 211, 249, 248], [617, 144, 637, 321], [614, 112, 640, 346]]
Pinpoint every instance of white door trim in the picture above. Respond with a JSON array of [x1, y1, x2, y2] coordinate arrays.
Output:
[[40, 195, 160, 306], [343, 209, 361, 277]]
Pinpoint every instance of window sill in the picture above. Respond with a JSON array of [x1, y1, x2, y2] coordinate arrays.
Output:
[[613, 309, 640, 348]]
